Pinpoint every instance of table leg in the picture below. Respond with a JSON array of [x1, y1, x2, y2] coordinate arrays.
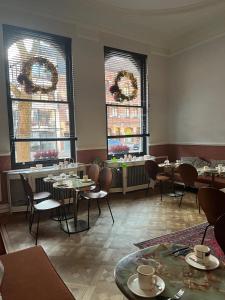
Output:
[[61, 189, 89, 234], [167, 167, 183, 197]]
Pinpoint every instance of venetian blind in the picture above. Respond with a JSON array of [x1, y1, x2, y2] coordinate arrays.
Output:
[[3, 25, 75, 165]]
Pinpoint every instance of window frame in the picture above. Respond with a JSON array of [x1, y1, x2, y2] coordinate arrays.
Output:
[[104, 46, 148, 159], [3, 25, 76, 168]]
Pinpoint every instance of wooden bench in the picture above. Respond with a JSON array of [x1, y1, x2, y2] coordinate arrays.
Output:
[[0, 246, 75, 300]]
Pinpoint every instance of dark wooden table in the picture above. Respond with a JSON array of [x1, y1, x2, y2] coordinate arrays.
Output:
[[0, 246, 75, 300]]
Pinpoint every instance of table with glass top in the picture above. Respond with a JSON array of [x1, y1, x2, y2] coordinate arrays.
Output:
[[114, 243, 225, 300], [44, 176, 94, 234]]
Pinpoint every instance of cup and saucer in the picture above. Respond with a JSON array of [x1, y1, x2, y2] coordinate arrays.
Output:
[[127, 265, 165, 298], [185, 245, 220, 270]]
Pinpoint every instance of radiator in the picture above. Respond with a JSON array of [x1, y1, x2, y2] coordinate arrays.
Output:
[[127, 165, 149, 187]]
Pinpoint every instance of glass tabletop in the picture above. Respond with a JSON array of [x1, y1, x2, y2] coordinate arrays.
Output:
[[52, 178, 94, 189], [114, 243, 225, 300]]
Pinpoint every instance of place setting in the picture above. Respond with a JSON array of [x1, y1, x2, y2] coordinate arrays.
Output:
[[185, 244, 220, 271], [127, 264, 165, 298]]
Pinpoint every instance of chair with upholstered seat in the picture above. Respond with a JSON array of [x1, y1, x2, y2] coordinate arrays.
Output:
[[20, 174, 51, 218], [81, 167, 114, 228], [145, 160, 171, 201], [214, 213, 225, 254], [198, 187, 225, 244], [22, 177, 70, 245], [177, 163, 208, 208]]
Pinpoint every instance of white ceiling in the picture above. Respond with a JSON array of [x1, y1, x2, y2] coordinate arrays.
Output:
[[1, 0, 225, 55]]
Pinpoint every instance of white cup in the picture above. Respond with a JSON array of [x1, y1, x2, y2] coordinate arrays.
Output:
[[83, 175, 88, 181], [194, 245, 211, 265], [203, 166, 209, 171], [48, 174, 53, 179], [36, 164, 43, 169], [137, 265, 156, 290], [57, 179, 64, 185]]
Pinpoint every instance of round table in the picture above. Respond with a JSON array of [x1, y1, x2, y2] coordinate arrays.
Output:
[[114, 243, 225, 300], [44, 176, 94, 234], [197, 167, 225, 186]]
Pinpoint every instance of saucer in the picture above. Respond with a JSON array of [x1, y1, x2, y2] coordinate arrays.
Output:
[[81, 178, 92, 182], [127, 274, 165, 298], [185, 252, 220, 270]]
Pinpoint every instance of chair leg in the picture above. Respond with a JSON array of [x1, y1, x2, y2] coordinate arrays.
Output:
[[179, 186, 185, 207], [96, 199, 101, 216], [57, 207, 62, 225], [145, 181, 150, 196], [29, 209, 35, 233], [106, 196, 114, 223], [26, 200, 30, 219], [159, 181, 163, 201], [201, 224, 211, 245], [35, 211, 40, 245], [61, 205, 70, 237], [87, 199, 90, 229]]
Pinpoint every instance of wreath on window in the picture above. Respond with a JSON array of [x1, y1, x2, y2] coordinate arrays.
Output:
[[17, 56, 58, 94], [109, 70, 138, 102]]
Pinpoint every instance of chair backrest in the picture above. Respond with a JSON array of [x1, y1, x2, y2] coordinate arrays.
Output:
[[145, 160, 159, 181], [198, 187, 225, 225], [88, 164, 100, 183], [99, 167, 112, 192], [20, 174, 34, 207], [177, 163, 198, 186], [214, 213, 225, 254]]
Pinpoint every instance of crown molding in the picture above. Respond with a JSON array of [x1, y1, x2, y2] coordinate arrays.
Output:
[[1, 1, 225, 58], [88, 0, 221, 16], [0, 3, 169, 56], [169, 30, 225, 57]]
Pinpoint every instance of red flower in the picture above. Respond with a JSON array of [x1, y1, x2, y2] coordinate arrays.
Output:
[[109, 145, 129, 154]]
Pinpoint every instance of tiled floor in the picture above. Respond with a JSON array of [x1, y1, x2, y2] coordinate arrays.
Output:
[[1, 190, 206, 299]]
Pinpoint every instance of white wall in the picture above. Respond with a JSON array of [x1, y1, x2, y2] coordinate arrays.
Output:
[[168, 35, 225, 145], [0, 6, 169, 155]]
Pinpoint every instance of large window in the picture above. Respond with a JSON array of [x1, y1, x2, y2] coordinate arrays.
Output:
[[104, 47, 148, 158], [3, 25, 75, 167]]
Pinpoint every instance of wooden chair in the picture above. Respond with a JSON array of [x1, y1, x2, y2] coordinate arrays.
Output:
[[87, 164, 100, 191], [214, 213, 225, 254], [145, 160, 171, 201], [177, 163, 208, 208], [198, 187, 225, 244], [81, 167, 114, 228], [20, 174, 51, 218], [22, 177, 70, 245]]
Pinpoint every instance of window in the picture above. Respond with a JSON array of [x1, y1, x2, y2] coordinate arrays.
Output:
[[104, 47, 148, 157], [3, 25, 76, 167]]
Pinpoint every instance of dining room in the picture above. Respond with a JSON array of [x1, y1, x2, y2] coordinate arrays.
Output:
[[1, 0, 225, 299]]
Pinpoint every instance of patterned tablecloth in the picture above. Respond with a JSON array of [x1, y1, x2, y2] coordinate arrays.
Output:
[[114, 243, 225, 300]]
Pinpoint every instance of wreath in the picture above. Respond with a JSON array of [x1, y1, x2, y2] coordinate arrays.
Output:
[[17, 56, 58, 94], [109, 70, 138, 102]]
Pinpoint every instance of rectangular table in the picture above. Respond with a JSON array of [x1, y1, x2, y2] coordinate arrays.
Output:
[[0, 246, 75, 300]]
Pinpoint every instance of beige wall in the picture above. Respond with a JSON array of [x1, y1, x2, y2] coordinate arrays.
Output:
[[0, 6, 169, 156], [168, 35, 225, 145]]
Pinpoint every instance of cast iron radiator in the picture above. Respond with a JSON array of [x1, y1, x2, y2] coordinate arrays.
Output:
[[127, 165, 149, 187]]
